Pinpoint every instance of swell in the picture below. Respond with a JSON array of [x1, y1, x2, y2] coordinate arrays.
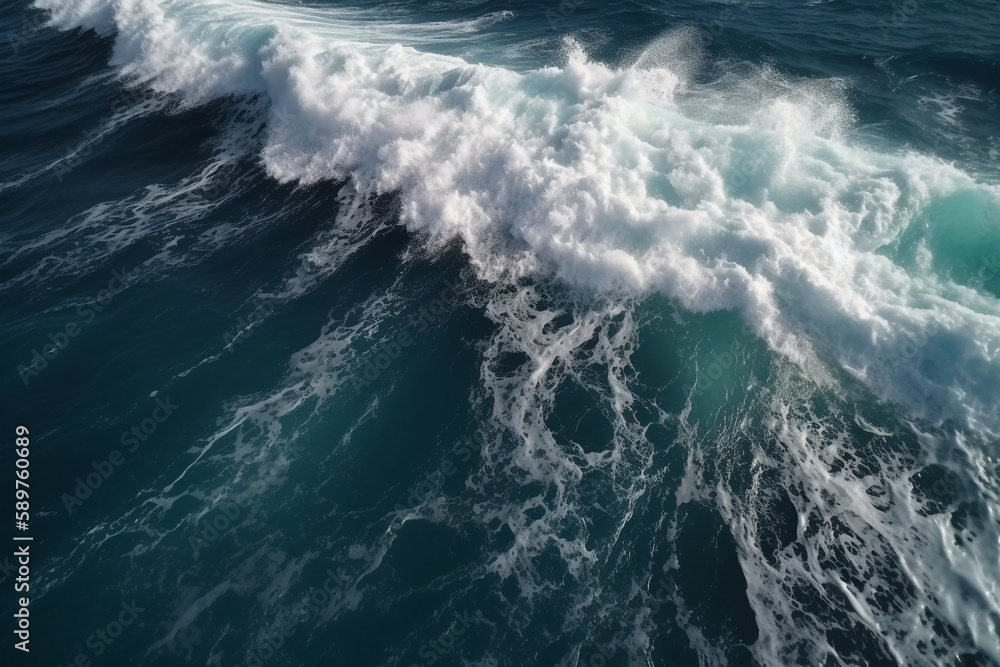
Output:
[[25, 0, 1000, 430], [35, 0, 1000, 443], [15, 2, 1000, 665]]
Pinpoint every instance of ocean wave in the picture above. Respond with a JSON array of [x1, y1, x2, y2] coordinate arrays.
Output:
[[26, 6, 1000, 660], [37, 0, 1000, 440]]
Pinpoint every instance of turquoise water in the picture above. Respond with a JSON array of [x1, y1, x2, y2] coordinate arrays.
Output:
[[2, 0, 999, 665]]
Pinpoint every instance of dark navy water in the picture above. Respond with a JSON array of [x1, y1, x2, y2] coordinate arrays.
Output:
[[2, 1, 999, 666]]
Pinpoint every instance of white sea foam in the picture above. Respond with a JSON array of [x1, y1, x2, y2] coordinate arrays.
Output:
[[35, 0, 1000, 440], [33, 1, 1000, 664]]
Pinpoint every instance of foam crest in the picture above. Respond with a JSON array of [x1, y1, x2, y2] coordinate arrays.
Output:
[[41, 0, 1000, 435], [35, 0, 1000, 437]]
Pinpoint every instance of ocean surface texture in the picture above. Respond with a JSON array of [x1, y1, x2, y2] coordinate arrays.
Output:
[[2, 0, 999, 665]]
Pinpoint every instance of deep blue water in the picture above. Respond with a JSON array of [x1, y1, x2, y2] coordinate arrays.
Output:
[[2, 1, 999, 666]]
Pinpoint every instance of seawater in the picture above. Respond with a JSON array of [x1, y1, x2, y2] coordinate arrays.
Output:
[[2, 0, 999, 665]]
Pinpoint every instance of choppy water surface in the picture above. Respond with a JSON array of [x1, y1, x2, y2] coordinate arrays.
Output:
[[2, 0, 999, 665]]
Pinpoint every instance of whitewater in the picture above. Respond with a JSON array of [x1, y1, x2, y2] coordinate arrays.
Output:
[[16, 0, 1000, 665], [37, 0, 1000, 439]]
